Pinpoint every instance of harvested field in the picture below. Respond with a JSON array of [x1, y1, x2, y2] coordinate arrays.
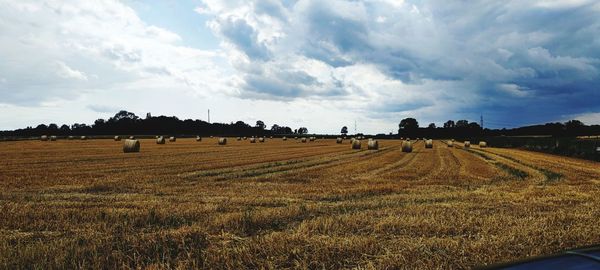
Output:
[[0, 138, 599, 269]]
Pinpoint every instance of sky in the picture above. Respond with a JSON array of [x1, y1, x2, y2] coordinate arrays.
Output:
[[1, 0, 599, 134]]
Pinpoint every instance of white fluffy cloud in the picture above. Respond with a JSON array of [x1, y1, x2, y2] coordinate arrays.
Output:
[[0, 0, 599, 132]]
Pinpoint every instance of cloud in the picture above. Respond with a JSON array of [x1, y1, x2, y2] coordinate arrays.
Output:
[[197, 0, 600, 126], [0, 0, 231, 107], [55, 61, 88, 81], [1, 0, 599, 132]]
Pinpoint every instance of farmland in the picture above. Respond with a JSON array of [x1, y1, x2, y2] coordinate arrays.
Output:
[[0, 138, 599, 269]]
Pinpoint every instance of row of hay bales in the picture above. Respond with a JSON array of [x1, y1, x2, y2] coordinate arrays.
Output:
[[443, 139, 487, 148], [348, 138, 380, 150], [41, 135, 86, 141]]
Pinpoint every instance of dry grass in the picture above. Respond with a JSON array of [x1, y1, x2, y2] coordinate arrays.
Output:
[[0, 138, 599, 269]]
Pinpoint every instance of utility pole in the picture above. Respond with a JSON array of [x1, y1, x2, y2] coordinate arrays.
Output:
[[480, 114, 483, 129], [354, 120, 357, 134], [208, 109, 210, 124]]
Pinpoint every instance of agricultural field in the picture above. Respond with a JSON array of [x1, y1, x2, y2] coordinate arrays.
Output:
[[0, 138, 599, 269]]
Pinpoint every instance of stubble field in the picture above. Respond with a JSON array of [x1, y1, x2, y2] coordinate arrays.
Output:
[[0, 138, 599, 269]]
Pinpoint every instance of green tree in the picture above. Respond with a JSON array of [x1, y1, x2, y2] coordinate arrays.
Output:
[[341, 126, 348, 135]]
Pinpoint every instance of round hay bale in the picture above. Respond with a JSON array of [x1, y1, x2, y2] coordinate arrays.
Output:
[[122, 139, 140, 153], [129, 136, 135, 140], [196, 136, 202, 142], [210, 136, 214, 138], [259, 137, 265, 143], [464, 141, 471, 148], [447, 141, 453, 147], [49, 135, 57, 141], [425, 139, 433, 148], [352, 139, 361, 150], [218, 137, 227, 145], [336, 137, 343, 144], [68, 136, 75, 140], [243, 137, 247, 140], [402, 141, 412, 153], [309, 137, 315, 142], [114, 136, 121, 141], [270, 136, 273, 139], [41, 135, 48, 141], [237, 137, 242, 141], [301, 137, 307, 143], [294, 137, 298, 140], [169, 137, 176, 142], [81, 136, 87, 140], [479, 141, 487, 148], [250, 137, 256, 143], [282, 136, 287, 141], [368, 139, 379, 150], [156, 136, 165, 144]]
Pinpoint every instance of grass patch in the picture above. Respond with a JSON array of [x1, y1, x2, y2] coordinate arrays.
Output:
[[496, 163, 528, 180]]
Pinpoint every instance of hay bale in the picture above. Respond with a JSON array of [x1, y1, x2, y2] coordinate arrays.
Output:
[[259, 137, 265, 143], [336, 137, 343, 144], [169, 137, 176, 142], [210, 136, 214, 138], [129, 136, 135, 140], [294, 137, 298, 140], [447, 141, 453, 147], [49, 135, 57, 141], [243, 137, 247, 140], [282, 136, 287, 141], [270, 136, 273, 139], [196, 136, 202, 142], [368, 139, 379, 150], [464, 141, 470, 148], [156, 136, 165, 144], [81, 136, 87, 140], [309, 137, 315, 142], [237, 137, 242, 141], [479, 141, 487, 148], [250, 137, 256, 143], [114, 136, 121, 141], [352, 139, 361, 150], [218, 137, 227, 145], [41, 135, 48, 141], [301, 137, 307, 143], [68, 136, 75, 140], [425, 139, 433, 148], [402, 141, 412, 153], [122, 139, 140, 153]]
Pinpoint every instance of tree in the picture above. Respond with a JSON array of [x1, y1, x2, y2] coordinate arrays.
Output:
[[255, 120, 266, 129], [93, 119, 106, 127], [565, 120, 584, 130], [443, 120, 455, 128], [59, 124, 70, 132], [108, 110, 139, 123], [456, 120, 469, 128], [48, 123, 58, 130], [468, 122, 481, 129], [399, 118, 419, 130], [297, 127, 308, 134], [428, 123, 436, 129], [341, 126, 348, 135]]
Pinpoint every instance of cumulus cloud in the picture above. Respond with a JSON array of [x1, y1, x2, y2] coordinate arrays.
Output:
[[1, 0, 599, 132], [0, 0, 232, 106], [195, 0, 600, 125]]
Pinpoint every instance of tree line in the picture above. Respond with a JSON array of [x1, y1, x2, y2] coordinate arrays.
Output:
[[394, 117, 600, 139], [1, 111, 599, 138], [0, 111, 309, 137]]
